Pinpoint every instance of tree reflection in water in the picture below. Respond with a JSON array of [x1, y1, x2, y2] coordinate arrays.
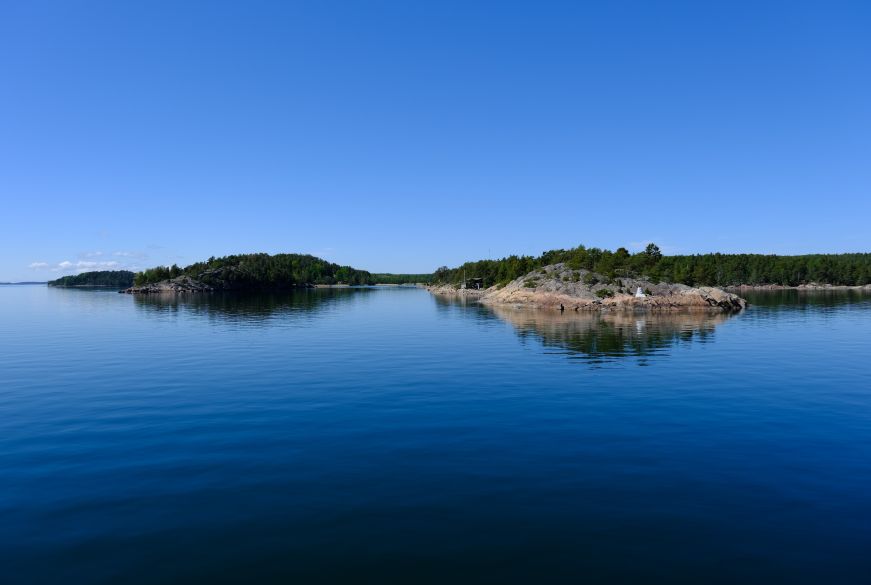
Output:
[[487, 305, 733, 365], [132, 288, 376, 325]]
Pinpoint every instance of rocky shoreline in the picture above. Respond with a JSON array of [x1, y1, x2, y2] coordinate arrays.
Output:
[[121, 276, 215, 294], [427, 263, 747, 312], [121, 276, 317, 294]]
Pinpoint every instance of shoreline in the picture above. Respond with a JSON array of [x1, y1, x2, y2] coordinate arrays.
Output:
[[48, 284, 129, 288], [122, 280, 425, 294], [426, 264, 747, 313], [428, 279, 871, 311], [427, 286, 746, 312]]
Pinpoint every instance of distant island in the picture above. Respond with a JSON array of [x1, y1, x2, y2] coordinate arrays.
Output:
[[123, 253, 429, 293], [0, 281, 47, 285], [48, 271, 135, 288]]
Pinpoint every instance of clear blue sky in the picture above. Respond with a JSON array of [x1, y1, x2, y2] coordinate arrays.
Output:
[[2, 1, 869, 280]]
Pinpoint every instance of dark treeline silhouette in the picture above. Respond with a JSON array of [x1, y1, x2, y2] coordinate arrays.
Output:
[[371, 273, 434, 285], [434, 244, 871, 288], [48, 270, 135, 287], [133, 246, 871, 290], [134, 254, 375, 287]]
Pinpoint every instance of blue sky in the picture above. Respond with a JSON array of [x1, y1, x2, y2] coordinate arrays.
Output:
[[2, 1, 869, 280]]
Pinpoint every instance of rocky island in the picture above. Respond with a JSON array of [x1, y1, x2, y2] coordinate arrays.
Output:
[[122, 253, 377, 294], [428, 263, 747, 312], [120, 253, 432, 293]]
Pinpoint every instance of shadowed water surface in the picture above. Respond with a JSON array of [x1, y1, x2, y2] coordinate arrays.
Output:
[[1, 285, 870, 584]]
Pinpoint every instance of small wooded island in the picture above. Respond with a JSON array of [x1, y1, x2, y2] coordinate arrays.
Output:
[[123, 253, 367, 292], [122, 253, 426, 293], [48, 270, 135, 288], [51, 244, 871, 313]]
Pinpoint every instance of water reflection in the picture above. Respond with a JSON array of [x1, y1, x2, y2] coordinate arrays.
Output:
[[739, 289, 871, 311], [132, 287, 376, 324], [488, 305, 733, 365]]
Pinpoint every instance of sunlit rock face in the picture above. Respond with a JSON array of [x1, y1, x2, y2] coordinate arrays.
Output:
[[429, 263, 746, 312]]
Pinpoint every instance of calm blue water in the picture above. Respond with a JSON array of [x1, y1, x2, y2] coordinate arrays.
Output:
[[1, 285, 870, 584]]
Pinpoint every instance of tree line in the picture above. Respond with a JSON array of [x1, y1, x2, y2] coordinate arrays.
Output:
[[370, 273, 434, 285], [48, 270, 135, 288], [433, 244, 871, 288], [134, 253, 376, 287]]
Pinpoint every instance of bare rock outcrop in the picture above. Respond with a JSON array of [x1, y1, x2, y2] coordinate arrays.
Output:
[[428, 263, 746, 312], [122, 276, 215, 294], [424, 283, 487, 298]]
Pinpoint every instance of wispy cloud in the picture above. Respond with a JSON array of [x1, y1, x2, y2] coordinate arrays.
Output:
[[27, 250, 151, 276], [58, 260, 121, 272], [113, 250, 148, 260], [29, 259, 125, 273]]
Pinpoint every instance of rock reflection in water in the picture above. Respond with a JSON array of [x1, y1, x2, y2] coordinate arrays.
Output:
[[488, 305, 733, 364]]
